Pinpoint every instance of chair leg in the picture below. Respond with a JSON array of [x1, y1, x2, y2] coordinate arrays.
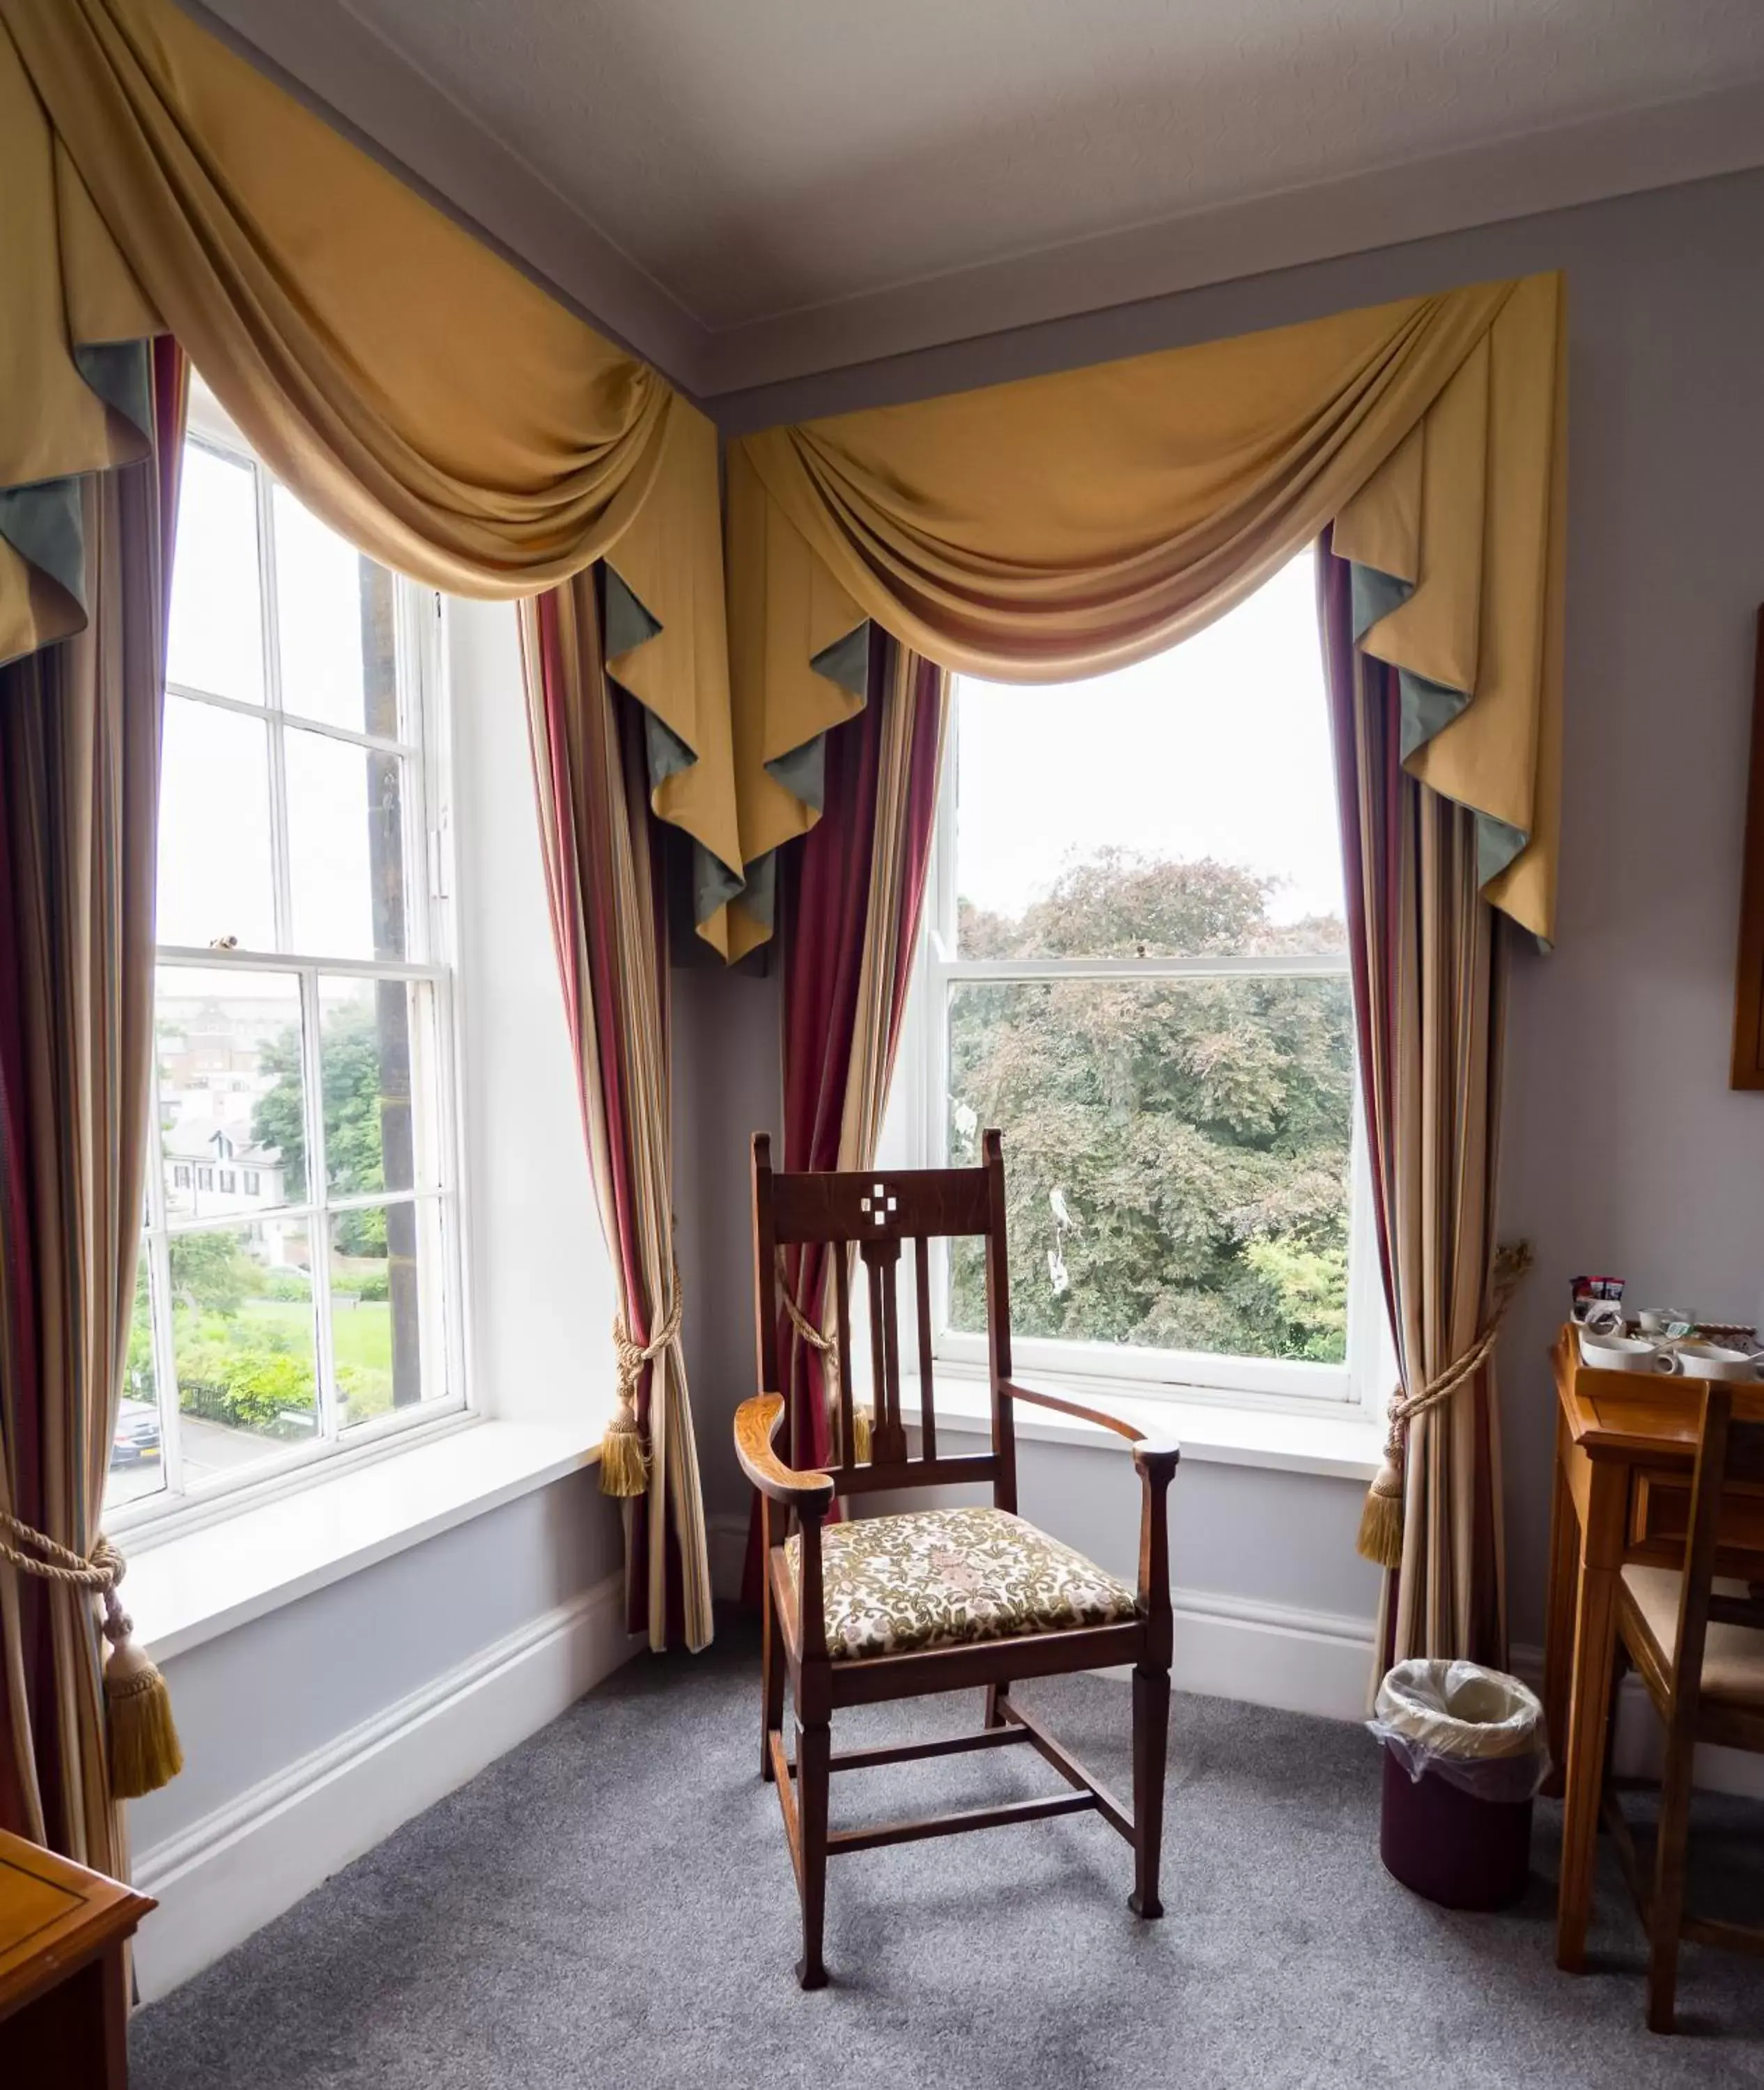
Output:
[[983, 1681, 1010, 1729], [760, 1579, 786, 1781], [1646, 1720, 1697, 2034], [796, 1715, 831, 1989], [1129, 1661, 1170, 1919]]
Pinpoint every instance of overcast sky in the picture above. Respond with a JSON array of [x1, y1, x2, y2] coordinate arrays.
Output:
[[158, 430, 389, 962], [954, 552, 1344, 926]]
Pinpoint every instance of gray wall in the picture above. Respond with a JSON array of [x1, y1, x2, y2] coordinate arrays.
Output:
[[681, 167, 1764, 1646]]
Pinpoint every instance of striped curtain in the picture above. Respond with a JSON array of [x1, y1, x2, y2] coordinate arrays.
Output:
[[518, 573, 714, 1653], [0, 340, 185, 1866], [1317, 531, 1508, 1668], [744, 634, 947, 1595]]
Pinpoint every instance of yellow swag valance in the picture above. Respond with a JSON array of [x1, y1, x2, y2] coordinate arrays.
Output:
[[0, 0, 744, 951], [726, 273, 1566, 954]]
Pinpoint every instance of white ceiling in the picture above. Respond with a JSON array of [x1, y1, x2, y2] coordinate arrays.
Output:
[[199, 0, 1764, 392]]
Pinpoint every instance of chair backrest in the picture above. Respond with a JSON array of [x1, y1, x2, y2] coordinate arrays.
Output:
[[1668, 1384, 1764, 1724], [750, 1127, 1020, 1510]]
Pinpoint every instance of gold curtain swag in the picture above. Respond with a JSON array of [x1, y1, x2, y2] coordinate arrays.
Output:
[[725, 272, 1566, 954], [0, 0, 744, 951]]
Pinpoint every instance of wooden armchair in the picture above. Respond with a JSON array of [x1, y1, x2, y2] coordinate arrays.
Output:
[[1599, 1383, 1764, 2031], [734, 1128, 1179, 1989]]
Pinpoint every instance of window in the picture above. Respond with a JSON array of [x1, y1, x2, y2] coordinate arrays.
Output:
[[110, 379, 465, 1517], [901, 552, 1380, 1407]]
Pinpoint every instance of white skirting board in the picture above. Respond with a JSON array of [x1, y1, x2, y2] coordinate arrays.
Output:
[[130, 1570, 637, 2003], [709, 1513, 1377, 1723]]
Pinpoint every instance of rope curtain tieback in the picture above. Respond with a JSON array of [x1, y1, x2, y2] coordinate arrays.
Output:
[[1356, 1241, 1535, 1571], [775, 1251, 871, 1464], [604, 1264, 683, 1499], [0, 1510, 183, 1799]]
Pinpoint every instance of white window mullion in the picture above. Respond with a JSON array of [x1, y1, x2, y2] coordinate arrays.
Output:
[[256, 459, 295, 958], [141, 1043, 185, 1498], [297, 966, 339, 1442]]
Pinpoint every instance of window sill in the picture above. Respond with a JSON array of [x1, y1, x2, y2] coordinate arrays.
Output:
[[904, 1368, 1384, 1482], [125, 1418, 605, 1664]]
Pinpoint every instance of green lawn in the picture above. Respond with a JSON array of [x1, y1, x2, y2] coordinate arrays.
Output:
[[238, 1298, 392, 1369]]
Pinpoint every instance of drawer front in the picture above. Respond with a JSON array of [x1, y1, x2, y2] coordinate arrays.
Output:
[[1629, 1467, 1764, 1573]]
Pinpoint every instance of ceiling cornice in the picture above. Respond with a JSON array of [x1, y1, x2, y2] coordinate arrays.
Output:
[[179, 4, 1764, 406], [700, 75, 1764, 397]]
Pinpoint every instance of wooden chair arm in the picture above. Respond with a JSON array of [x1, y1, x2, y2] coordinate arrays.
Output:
[[734, 1394, 835, 1515], [1000, 1378, 1181, 1476]]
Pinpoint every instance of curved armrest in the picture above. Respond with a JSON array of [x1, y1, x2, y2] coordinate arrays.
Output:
[[734, 1394, 835, 1515], [1000, 1378, 1180, 1476]]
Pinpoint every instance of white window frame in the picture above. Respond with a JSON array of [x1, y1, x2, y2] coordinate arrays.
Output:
[[112, 392, 471, 1535], [890, 678, 1388, 1422]]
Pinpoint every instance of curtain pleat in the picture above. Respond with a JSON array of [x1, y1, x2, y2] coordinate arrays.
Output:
[[1317, 530, 1508, 1668], [0, 339, 185, 1865], [743, 633, 947, 1599], [518, 574, 714, 1653], [722, 274, 1565, 958]]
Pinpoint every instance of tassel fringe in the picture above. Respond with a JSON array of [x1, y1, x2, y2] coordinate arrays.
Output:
[[851, 1404, 873, 1465], [105, 1630, 184, 1799], [600, 1402, 651, 1498], [1356, 1457, 1405, 1570]]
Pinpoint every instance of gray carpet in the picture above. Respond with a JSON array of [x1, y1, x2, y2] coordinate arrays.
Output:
[[132, 1619, 1764, 2090]]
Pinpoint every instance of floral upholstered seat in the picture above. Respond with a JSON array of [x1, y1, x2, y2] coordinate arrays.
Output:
[[784, 1503, 1141, 1662]]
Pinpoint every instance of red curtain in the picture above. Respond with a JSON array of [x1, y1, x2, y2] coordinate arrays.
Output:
[[743, 630, 945, 1599]]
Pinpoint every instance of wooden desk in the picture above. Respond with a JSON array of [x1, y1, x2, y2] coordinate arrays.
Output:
[[1544, 1328, 1764, 1971], [0, 1829, 155, 2087]]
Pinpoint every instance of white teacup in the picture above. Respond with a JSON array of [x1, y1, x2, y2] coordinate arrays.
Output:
[[1669, 1342, 1763, 1383], [1579, 1330, 1675, 1375]]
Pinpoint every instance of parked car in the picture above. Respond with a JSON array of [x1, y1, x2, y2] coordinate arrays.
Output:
[[110, 1395, 162, 1469]]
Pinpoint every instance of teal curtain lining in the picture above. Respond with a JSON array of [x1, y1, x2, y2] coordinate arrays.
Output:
[[75, 341, 155, 444], [761, 617, 873, 821], [0, 341, 157, 668], [1347, 557, 1529, 892]]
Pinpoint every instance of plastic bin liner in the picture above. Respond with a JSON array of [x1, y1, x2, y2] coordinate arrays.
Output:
[[1368, 1659, 1549, 1802]]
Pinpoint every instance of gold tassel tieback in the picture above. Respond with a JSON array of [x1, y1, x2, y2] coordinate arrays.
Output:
[[1357, 1241, 1534, 1571], [0, 1512, 183, 1798], [606, 1264, 683, 1499], [775, 1251, 870, 1464]]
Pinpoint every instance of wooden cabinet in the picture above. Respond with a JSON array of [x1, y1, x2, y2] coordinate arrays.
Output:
[[0, 1829, 155, 2089]]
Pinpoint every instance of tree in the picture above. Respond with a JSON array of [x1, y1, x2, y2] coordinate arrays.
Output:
[[948, 850, 1352, 1363], [252, 1002, 394, 1255], [168, 1229, 266, 1317]]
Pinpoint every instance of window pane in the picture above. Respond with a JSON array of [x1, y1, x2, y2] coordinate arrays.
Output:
[[107, 1253, 167, 1510], [169, 1223, 318, 1485], [273, 485, 404, 736], [167, 442, 263, 703], [947, 975, 1354, 1363], [158, 968, 306, 1217], [285, 727, 408, 959], [155, 697, 276, 951], [954, 555, 1345, 958], [318, 977, 440, 1197], [331, 1200, 447, 1428]]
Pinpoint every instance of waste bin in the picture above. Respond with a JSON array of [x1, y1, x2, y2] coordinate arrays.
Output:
[[1370, 1659, 1548, 1911]]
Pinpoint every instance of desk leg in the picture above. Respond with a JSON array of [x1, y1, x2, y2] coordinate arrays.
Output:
[[1541, 1412, 1578, 1797], [1556, 1461, 1625, 1974]]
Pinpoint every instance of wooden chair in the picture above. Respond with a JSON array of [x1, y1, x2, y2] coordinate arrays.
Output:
[[734, 1128, 1179, 1988], [1599, 1382, 1764, 2031]]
